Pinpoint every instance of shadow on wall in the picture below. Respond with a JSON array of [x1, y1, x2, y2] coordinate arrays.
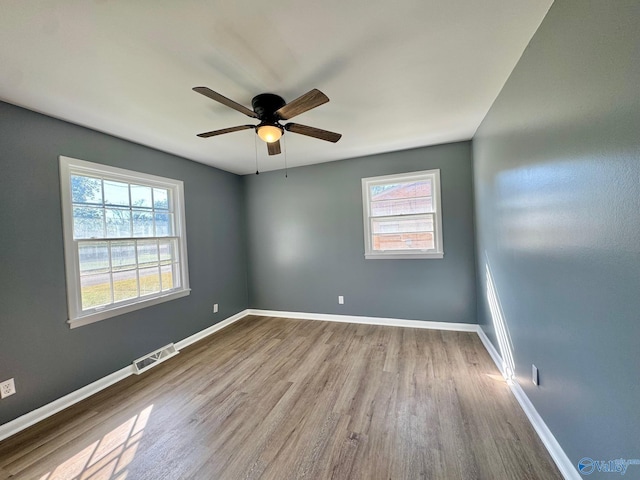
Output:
[[485, 254, 515, 383]]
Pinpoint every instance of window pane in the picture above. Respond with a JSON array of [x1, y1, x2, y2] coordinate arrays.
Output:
[[160, 264, 175, 291], [154, 212, 173, 237], [104, 180, 130, 206], [370, 197, 432, 217], [73, 207, 104, 239], [153, 188, 169, 210], [158, 239, 177, 263], [139, 267, 161, 296], [372, 232, 434, 251], [132, 210, 154, 237], [113, 270, 138, 302], [78, 242, 110, 274], [81, 273, 113, 309], [71, 175, 102, 204], [105, 208, 132, 238], [111, 241, 137, 271], [372, 215, 433, 234], [62, 156, 190, 324], [137, 240, 158, 267], [131, 184, 153, 208], [369, 180, 431, 201]]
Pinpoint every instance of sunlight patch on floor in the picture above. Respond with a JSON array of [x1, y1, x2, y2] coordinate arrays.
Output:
[[37, 404, 153, 480]]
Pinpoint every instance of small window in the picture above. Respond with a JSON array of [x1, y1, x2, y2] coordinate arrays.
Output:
[[59, 156, 190, 328], [362, 169, 444, 259]]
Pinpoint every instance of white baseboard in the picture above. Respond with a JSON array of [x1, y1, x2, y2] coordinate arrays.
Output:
[[476, 326, 507, 378], [247, 309, 479, 332], [510, 380, 579, 480], [476, 328, 579, 480], [175, 309, 248, 350], [0, 309, 249, 442], [0, 365, 134, 442]]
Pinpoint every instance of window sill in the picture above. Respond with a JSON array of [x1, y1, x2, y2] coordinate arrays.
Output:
[[67, 289, 191, 329], [365, 252, 444, 260]]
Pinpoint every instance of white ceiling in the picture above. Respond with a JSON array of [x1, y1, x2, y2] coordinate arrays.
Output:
[[0, 0, 552, 175]]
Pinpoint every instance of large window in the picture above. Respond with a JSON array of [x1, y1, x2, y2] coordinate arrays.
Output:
[[59, 156, 190, 328], [362, 169, 444, 259]]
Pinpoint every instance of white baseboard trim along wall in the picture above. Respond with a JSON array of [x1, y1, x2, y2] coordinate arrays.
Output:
[[0, 309, 248, 442], [0, 365, 134, 442], [476, 328, 579, 480], [246, 309, 479, 332], [174, 309, 248, 351], [0, 309, 578, 479]]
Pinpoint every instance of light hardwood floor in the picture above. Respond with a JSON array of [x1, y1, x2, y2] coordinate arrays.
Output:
[[0, 316, 562, 479]]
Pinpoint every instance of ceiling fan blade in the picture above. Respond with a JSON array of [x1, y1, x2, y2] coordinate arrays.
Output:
[[267, 139, 282, 155], [193, 87, 258, 118], [284, 123, 342, 143], [275, 89, 329, 120], [197, 125, 255, 138]]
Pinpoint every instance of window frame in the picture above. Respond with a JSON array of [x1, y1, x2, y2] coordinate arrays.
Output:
[[361, 169, 444, 260], [59, 156, 190, 328]]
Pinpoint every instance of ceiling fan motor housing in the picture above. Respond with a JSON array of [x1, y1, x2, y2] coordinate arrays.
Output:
[[252, 93, 286, 122]]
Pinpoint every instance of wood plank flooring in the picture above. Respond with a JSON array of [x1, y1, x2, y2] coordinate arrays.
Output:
[[0, 316, 562, 479]]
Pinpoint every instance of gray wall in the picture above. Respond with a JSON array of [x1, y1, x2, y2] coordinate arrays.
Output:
[[0, 101, 248, 425], [244, 142, 477, 323], [473, 0, 640, 471]]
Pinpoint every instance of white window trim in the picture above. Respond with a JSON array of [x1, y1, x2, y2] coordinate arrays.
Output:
[[59, 156, 190, 328], [362, 169, 444, 260]]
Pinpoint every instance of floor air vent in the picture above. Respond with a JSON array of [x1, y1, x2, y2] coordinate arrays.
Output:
[[133, 343, 179, 374]]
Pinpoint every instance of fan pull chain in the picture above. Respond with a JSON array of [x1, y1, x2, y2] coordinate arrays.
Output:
[[283, 136, 288, 178], [254, 132, 260, 175]]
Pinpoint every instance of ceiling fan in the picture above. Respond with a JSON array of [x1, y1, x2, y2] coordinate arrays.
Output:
[[193, 87, 342, 155]]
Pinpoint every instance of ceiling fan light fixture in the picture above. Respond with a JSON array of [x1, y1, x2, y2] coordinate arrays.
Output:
[[194, 87, 341, 155], [257, 124, 283, 143]]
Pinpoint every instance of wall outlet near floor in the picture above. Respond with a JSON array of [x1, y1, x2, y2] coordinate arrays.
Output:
[[338, 295, 344, 305], [1, 378, 16, 398], [213, 303, 219, 313], [532, 364, 539, 386]]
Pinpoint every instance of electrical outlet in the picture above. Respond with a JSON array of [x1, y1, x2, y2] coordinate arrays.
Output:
[[338, 295, 344, 305], [213, 303, 219, 313], [1, 378, 16, 399], [532, 364, 539, 386]]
